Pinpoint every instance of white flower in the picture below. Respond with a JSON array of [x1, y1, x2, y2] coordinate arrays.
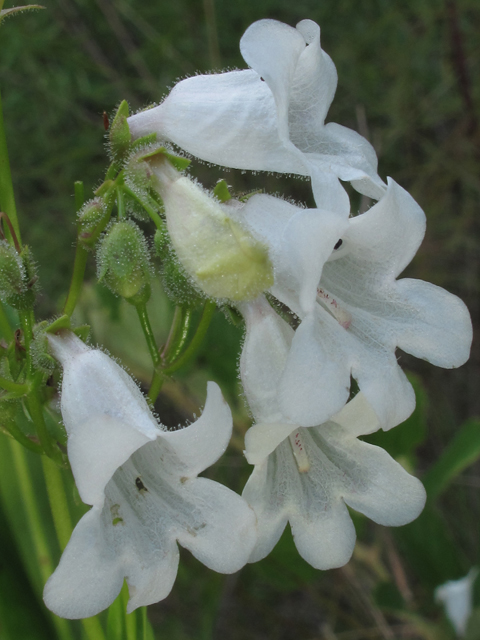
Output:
[[239, 298, 426, 567], [435, 569, 478, 637], [128, 19, 386, 215], [43, 332, 256, 619], [239, 179, 472, 430]]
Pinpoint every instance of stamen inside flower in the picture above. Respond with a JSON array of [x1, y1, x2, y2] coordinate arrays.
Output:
[[317, 288, 352, 329], [288, 431, 310, 473]]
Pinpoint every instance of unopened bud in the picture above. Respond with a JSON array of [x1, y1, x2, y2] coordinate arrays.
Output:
[[151, 158, 274, 301], [97, 221, 152, 304], [78, 199, 109, 248], [0, 241, 37, 309]]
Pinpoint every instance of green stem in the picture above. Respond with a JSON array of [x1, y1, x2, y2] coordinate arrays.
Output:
[[147, 369, 164, 405], [63, 244, 89, 317], [135, 302, 160, 368], [163, 300, 215, 374], [74, 180, 85, 212], [9, 439, 75, 640], [161, 306, 183, 360], [123, 185, 165, 231], [0, 88, 21, 245], [164, 307, 192, 364]]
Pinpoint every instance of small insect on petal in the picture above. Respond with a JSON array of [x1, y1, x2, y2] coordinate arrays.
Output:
[[103, 111, 110, 131], [135, 477, 148, 492]]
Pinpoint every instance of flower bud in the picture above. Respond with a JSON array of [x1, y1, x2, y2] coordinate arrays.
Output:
[[77, 199, 109, 248], [0, 241, 37, 309], [97, 221, 152, 305], [151, 158, 274, 301]]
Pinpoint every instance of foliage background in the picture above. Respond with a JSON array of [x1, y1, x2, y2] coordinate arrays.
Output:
[[0, 0, 479, 638]]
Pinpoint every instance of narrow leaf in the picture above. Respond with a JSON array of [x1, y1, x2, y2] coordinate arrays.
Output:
[[423, 419, 480, 500]]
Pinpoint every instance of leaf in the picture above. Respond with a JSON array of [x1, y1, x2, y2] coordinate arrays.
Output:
[[0, 5, 45, 26], [423, 419, 480, 501], [394, 505, 467, 589]]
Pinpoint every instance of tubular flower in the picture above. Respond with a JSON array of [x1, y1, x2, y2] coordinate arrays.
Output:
[[43, 332, 256, 619], [128, 19, 386, 215], [239, 298, 426, 567], [239, 179, 473, 430]]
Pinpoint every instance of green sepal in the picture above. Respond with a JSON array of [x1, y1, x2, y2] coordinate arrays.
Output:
[[72, 324, 91, 342], [109, 100, 131, 162], [0, 5, 44, 26], [160, 245, 204, 307], [153, 227, 169, 258], [130, 132, 157, 152], [95, 179, 115, 198], [138, 146, 191, 171], [45, 315, 71, 334], [239, 189, 263, 202], [213, 179, 232, 203]]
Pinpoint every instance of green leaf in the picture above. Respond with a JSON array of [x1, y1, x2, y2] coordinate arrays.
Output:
[[466, 608, 480, 640], [0, 5, 45, 26], [423, 418, 480, 500], [394, 505, 467, 589]]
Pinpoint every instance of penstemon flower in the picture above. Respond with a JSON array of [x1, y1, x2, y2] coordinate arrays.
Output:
[[239, 180, 472, 429], [128, 19, 386, 214], [43, 332, 256, 619], [239, 298, 426, 567]]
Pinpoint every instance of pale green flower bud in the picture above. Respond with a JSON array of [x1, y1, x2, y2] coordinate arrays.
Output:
[[97, 221, 152, 305], [151, 158, 274, 301]]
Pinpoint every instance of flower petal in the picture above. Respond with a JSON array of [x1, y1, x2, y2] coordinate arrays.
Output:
[[240, 297, 294, 423], [345, 178, 426, 278], [242, 454, 290, 563], [350, 336, 416, 430], [43, 508, 124, 619], [290, 499, 356, 569], [392, 279, 473, 368], [279, 312, 351, 427], [289, 20, 337, 137], [159, 382, 233, 477], [177, 477, 257, 573], [129, 70, 306, 175], [317, 428, 427, 525], [240, 19, 306, 144], [331, 392, 380, 437], [244, 422, 297, 465], [241, 195, 348, 312], [307, 164, 351, 216]]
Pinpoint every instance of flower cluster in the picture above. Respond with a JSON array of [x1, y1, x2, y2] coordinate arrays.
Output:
[[45, 18, 472, 618]]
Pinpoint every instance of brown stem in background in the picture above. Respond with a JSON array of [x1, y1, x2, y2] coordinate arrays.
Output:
[[0, 211, 21, 252], [445, 0, 478, 135]]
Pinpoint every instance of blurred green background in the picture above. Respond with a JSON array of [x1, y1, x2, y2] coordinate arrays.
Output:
[[0, 0, 479, 638]]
